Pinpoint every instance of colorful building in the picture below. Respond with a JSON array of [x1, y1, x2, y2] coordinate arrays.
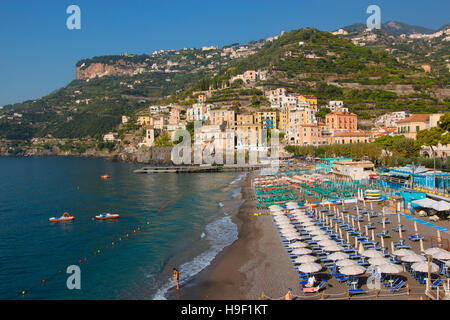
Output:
[[325, 111, 358, 131]]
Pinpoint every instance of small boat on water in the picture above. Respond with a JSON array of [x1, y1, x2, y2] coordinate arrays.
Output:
[[101, 174, 110, 179], [95, 213, 119, 220], [49, 212, 74, 222]]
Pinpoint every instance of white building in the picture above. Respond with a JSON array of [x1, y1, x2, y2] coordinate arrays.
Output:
[[328, 101, 348, 112], [375, 111, 410, 128], [103, 132, 118, 142]]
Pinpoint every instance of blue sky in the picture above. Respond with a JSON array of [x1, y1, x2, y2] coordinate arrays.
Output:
[[0, 0, 449, 106]]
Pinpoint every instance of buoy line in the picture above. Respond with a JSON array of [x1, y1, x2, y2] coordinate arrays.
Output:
[[19, 178, 235, 297]]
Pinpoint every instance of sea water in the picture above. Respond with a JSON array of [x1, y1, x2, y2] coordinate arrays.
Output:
[[0, 156, 243, 299]]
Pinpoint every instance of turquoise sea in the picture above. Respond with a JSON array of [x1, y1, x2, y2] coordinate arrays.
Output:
[[0, 157, 244, 299]]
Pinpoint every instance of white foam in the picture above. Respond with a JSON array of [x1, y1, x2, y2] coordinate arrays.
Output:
[[152, 215, 238, 300], [229, 172, 247, 185]]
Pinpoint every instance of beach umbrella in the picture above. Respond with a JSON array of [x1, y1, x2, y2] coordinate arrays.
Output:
[[312, 235, 329, 241], [411, 261, 439, 273], [336, 259, 358, 267], [339, 265, 366, 276], [289, 242, 309, 249], [414, 221, 418, 233], [401, 254, 426, 263], [276, 221, 292, 227], [378, 263, 404, 274], [294, 255, 317, 264], [362, 249, 384, 258], [432, 250, 450, 260], [302, 222, 316, 227], [298, 262, 322, 274], [371, 229, 375, 242], [317, 239, 337, 247], [269, 205, 283, 212], [323, 245, 344, 252], [304, 225, 321, 231], [393, 249, 415, 257], [279, 228, 298, 234], [284, 234, 302, 241], [291, 248, 313, 255], [309, 230, 327, 236], [368, 257, 390, 266], [424, 247, 446, 255], [327, 252, 349, 261]]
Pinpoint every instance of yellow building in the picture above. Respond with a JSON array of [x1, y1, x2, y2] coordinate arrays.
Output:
[[255, 111, 277, 130], [235, 124, 262, 149], [209, 109, 235, 128], [298, 95, 318, 110], [235, 114, 254, 126], [138, 116, 151, 126]]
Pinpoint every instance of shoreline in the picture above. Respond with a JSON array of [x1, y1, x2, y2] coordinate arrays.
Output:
[[173, 170, 300, 300]]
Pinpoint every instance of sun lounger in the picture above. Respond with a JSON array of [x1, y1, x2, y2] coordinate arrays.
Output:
[[384, 277, 400, 287], [349, 288, 366, 295], [336, 276, 348, 282], [389, 280, 406, 292], [409, 235, 424, 241], [431, 279, 442, 289]]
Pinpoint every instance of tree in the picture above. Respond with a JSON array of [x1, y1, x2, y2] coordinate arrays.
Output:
[[416, 127, 444, 151]]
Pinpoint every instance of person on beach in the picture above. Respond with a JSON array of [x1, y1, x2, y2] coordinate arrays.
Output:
[[173, 268, 180, 290]]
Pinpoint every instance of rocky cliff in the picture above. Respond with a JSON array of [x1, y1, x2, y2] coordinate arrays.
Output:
[[75, 62, 140, 80]]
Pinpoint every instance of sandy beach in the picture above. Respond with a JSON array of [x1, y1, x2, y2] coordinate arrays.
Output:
[[171, 168, 450, 300], [174, 170, 300, 300]]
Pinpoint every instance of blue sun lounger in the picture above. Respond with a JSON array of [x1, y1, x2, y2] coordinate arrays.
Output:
[[431, 279, 442, 289], [349, 288, 365, 295], [389, 280, 406, 292]]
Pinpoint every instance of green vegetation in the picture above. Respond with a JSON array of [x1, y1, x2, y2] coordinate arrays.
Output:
[[285, 143, 382, 162]]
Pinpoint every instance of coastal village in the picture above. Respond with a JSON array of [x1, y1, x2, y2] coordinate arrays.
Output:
[[108, 81, 448, 160], [1, 1, 450, 303]]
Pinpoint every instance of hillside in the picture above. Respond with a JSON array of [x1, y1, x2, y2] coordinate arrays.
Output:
[[339, 21, 436, 36], [0, 43, 264, 139], [1, 23, 449, 142], [172, 28, 450, 118]]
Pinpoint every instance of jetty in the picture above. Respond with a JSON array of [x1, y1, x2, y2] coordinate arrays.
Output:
[[133, 164, 272, 174]]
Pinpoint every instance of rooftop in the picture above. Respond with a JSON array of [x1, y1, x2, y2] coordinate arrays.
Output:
[[396, 114, 431, 124]]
